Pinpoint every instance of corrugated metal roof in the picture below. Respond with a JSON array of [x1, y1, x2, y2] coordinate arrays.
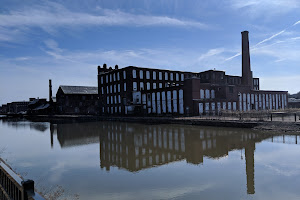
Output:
[[59, 86, 98, 95]]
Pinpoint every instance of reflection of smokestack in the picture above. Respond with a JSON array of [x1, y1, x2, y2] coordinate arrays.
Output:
[[50, 123, 54, 148], [245, 141, 255, 194], [242, 31, 253, 89], [49, 79, 52, 103]]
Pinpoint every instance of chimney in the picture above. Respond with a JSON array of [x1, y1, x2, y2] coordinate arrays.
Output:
[[97, 65, 101, 74], [115, 65, 119, 70], [49, 79, 52, 103], [241, 31, 253, 89], [103, 63, 107, 69]]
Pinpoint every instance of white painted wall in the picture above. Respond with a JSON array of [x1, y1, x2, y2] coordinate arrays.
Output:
[[152, 93, 156, 113], [199, 103, 203, 114], [233, 102, 237, 111], [205, 103, 210, 113], [228, 102, 232, 110], [247, 93, 251, 111], [157, 92, 161, 114], [173, 90, 178, 113], [162, 92, 166, 113], [167, 91, 172, 113], [179, 89, 184, 114]]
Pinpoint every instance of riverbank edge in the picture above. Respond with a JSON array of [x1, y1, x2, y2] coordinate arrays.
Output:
[[2, 114, 300, 133], [3, 115, 293, 133]]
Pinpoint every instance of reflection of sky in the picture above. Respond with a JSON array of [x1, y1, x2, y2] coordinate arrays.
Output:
[[1, 120, 300, 199]]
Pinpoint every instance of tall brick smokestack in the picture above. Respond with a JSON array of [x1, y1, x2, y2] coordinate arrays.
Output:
[[242, 31, 253, 89], [49, 79, 52, 103]]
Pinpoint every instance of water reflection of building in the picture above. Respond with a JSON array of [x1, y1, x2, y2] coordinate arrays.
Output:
[[52, 121, 275, 195], [1, 118, 49, 132], [52, 122, 101, 148], [97, 123, 271, 194]]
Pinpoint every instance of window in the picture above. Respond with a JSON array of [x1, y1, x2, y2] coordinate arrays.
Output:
[[107, 86, 109, 93], [200, 89, 204, 99], [146, 71, 150, 79], [165, 72, 168, 80], [114, 85, 116, 93], [153, 83, 156, 89], [159, 72, 162, 80], [101, 87, 104, 94], [211, 90, 215, 98], [153, 71, 156, 80], [170, 73, 173, 81], [111, 96, 113, 104], [118, 95, 121, 103], [113, 73, 116, 81], [140, 70, 143, 79], [110, 74, 112, 82], [118, 84, 120, 92], [124, 83, 126, 91], [82, 96, 86, 100], [117, 72, 120, 80], [140, 82, 144, 90], [176, 73, 179, 81], [181, 74, 184, 81], [147, 82, 150, 90], [133, 82, 137, 91], [107, 96, 110, 104], [133, 69, 137, 78], [110, 85, 112, 93], [101, 76, 103, 84], [205, 89, 210, 99], [159, 83, 162, 88], [123, 71, 126, 79], [114, 96, 117, 104], [106, 75, 109, 83]]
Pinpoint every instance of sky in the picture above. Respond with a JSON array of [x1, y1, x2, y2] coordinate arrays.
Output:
[[1, 0, 300, 105]]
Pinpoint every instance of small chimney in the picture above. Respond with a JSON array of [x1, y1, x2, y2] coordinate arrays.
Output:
[[115, 65, 119, 70], [241, 31, 253, 89], [49, 79, 52, 103], [97, 65, 101, 74], [103, 63, 107, 69]]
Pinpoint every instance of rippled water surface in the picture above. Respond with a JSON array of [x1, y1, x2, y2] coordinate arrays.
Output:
[[1, 119, 300, 200]]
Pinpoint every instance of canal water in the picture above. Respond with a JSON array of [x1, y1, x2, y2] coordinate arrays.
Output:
[[1, 119, 300, 200]]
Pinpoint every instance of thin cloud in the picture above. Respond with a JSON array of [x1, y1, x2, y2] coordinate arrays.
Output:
[[0, 3, 209, 31], [198, 48, 224, 61], [228, 0, 300, 17], [226, 20, 300, 61], [253, 30, 286, 47]]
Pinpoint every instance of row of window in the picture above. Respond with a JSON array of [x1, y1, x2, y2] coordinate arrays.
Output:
[[132, 69, 184, 81], [100, 69, 185, 84], [107, 95, 122, 105], [238, 93, 287, 110], [101, 81, 180, 94], [102, 83, 126, 94], [133, 82, 179, 91], [103, 106, 122, 114], [199, 102, 237, 113], [200, 89, 215, 99], [101, 71, 126, 84]]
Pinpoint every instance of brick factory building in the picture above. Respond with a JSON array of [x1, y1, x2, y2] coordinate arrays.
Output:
[[98, 31, 288, 116], [56, 85, 98, 115]]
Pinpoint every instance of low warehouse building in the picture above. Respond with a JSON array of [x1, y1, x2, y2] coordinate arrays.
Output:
[[56, 85, 98, 115]]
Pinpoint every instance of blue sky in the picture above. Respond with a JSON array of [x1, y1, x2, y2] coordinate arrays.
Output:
[[1, 0, 300, 105]]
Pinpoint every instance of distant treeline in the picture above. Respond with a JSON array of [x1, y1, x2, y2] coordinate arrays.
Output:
[[289, 92, 300, 99]]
